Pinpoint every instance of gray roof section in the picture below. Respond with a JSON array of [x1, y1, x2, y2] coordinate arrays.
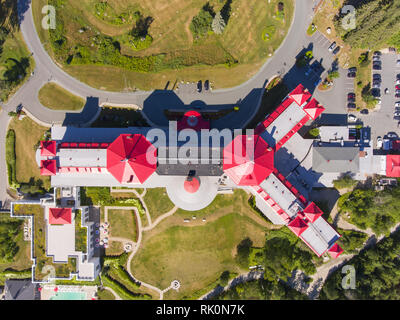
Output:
[[261, 101, 307, 147], [4, 280, 39, 300], [312, 147, 359, 173], [59, 148, 107, 168]]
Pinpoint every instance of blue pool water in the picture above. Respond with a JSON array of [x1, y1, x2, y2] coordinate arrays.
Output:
[[50, 291, 87, 300]]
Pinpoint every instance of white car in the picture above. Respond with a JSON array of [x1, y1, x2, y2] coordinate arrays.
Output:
[[377, 136, 383, 149], [397, 60, 400, 66], [395, 112, 400, 117], [348, 114, 357, 122], [396, 102, 400, 107], [397, 80, 400, 85]]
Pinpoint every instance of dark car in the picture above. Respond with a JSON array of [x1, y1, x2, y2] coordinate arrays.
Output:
[[348, 92, 356, 99], [333, 46, 341, 55], [371, 88, 381, 97], [397, 74, 400, 80], [204, 80, 209, 91], [396, 93, 400, 98], [328, 42, 336, 52], [373, 51, 382, 56], [373, 74, 381, 80], [373, 62, 382, 70], [360, 109, 369, 115], [197, 80, 202, 93], [348, 67, 357, 73], [347, 103, 356, 109], [16, 104, 23, 113], [347, 72, 356, 78]]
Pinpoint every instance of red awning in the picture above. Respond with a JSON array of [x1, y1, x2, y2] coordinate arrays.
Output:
[[288, 216, 308, 236], [289, 84, 312, 106], [303, 98, 325, 120], [223, 135, 274, 185], [328, 243, 344, 258], [303, 202, 323, 223], [386, 155, 400, 177], [107, 134, 157, 184], [40, 160, 57, 176], [177, 110, 210, 131], [49, 208, 72, 225], [40, 141, 57, 157]]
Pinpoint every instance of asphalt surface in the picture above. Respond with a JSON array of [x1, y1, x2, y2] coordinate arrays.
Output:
[[0, 0, 319, 207]]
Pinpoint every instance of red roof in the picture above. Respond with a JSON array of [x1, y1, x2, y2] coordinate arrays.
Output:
[[328, 243, 344, 258], [303, 202, 323, 223], [288, 216, 309, 236], [177, 110, 210, 131], [107, 134, 157, 184], [386, 155, 400, 177], [40, 141, 57, 157], [303, 98, 325, 120], [40, 160, 57, 176], [223, 135, 274, 185], [184, 177, 200, 193], [49, 208, 72, 225], [289, 84, 312, 106]]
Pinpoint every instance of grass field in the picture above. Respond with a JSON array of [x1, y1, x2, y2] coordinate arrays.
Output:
[[143, 188, 175, 221], [38, 82, 85, 111], [108, 209, 138, 241], [8, 116, 51, 190], [97, 288, 116, 300], [106, 241, 124, 256], [32, 0, 294, 90], [0, 0, 34, 101], [131, 190, 272, 299]]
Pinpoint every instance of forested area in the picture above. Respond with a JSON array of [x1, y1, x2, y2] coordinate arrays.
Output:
[[338, 185, 400, 235], [0, 216, 22, 263], [334, 0, 400, 49], [321, 230, 400, 300]]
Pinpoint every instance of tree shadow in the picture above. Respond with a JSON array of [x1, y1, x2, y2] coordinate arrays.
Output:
[[220, 0, 233, 24]]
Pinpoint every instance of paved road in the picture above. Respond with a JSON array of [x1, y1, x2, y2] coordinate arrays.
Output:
[[3, 0, 315, 129]]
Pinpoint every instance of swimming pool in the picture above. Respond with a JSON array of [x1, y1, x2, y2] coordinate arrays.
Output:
[[50, 291, 87, 300]]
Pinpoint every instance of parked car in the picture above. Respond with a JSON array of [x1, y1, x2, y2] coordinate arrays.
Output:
[[347, 72, 356, 78], [204, 80, 210, 91], [374, 51, 382, 56], [348, 67, 357, 73], [395, 102, 400, 107], [197, 80, 202, 92], [333, 46, 341, 55], [394, 112, 400, 117], [372, 88, 381, 97], [373, 55, 381, 62], [373, 82, 381, 89], [397, 74, 400, 80], [348, 92, 356, 100], [396, 93, 400, 98], [328, 42, 336, 52], [397, 79, 400, 85], [360, 109, 369, 115], [373, 62, 382, 70], [396, 85, 400, 90], [347, 103, 356, 109], [348, 114, 357, 122], [397, 60, 400, 66], [373, 74, 381, 80], [376, 97, 382, 105], [387, 132, 398, 139], [377, 136, 383, 149]]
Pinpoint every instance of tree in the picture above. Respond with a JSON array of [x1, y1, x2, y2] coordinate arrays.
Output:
[[190, 7, 214, 38], [212, 11, 226, 34]]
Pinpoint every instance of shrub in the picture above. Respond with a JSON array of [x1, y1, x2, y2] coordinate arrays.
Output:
[[190, 7, 214, 38], [5, 129, 17, 187]]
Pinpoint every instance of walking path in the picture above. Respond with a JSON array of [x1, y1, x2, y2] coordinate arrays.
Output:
[[103, 196, 180, 300]]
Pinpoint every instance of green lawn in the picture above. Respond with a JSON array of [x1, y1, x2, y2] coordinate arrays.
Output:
[[38, 82, 85, 111], [32, 0, 294, 90], [131, 209, 268, 299], [143, 188, 175, 221], [97, 288, 116, 300], [108, 209, 138, 241], [8, 116, 51, 190]]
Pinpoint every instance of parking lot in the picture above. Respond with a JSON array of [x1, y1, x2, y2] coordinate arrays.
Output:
[[362, 52, 400, 146]]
